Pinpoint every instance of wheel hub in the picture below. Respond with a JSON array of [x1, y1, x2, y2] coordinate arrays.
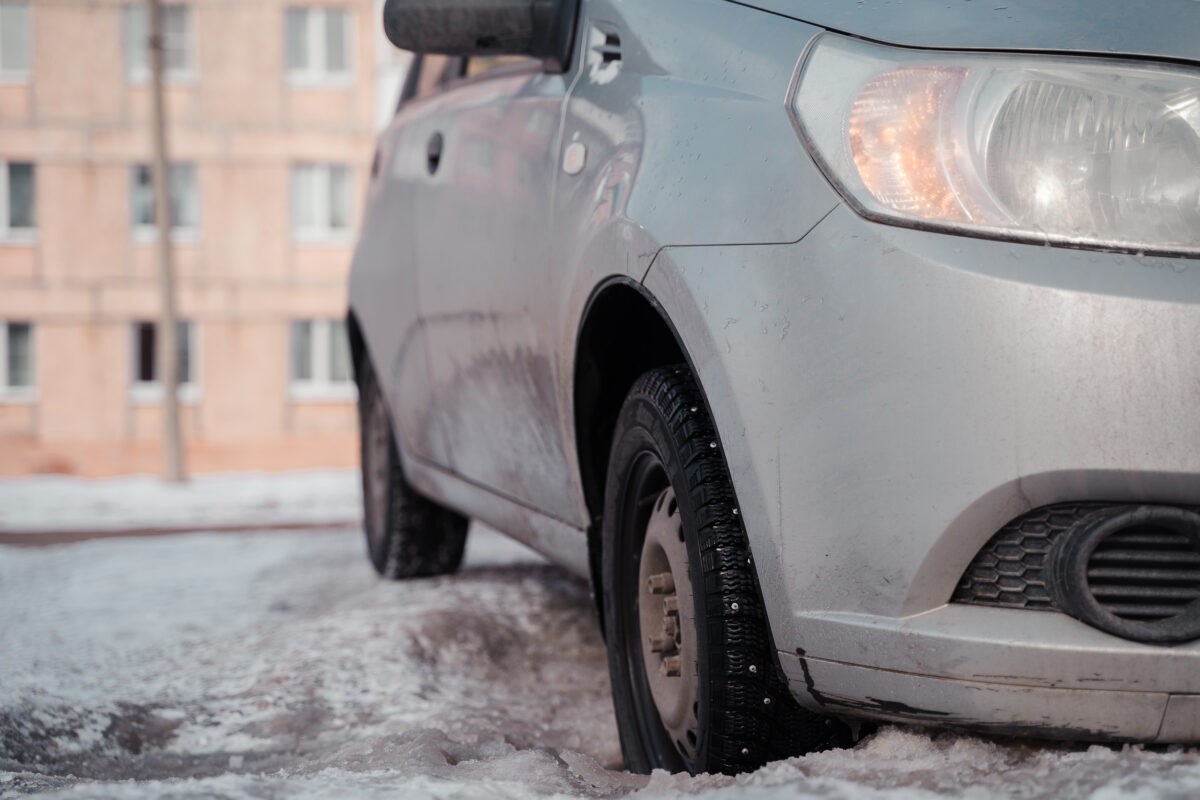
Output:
[[638, 487, 699, 761]]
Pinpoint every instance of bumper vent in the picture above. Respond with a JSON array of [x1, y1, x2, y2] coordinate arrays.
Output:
[[1087, 528, 1200, 621], [955, 503, 1200, 644], [952, 503, 1108, 610]]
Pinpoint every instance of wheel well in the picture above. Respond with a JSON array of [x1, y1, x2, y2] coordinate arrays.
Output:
[[575, 281, 685, 580], [346, 309, 367, 389]]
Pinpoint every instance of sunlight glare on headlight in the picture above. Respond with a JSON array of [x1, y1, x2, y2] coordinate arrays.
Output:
[[793, 34, 1200, 256]]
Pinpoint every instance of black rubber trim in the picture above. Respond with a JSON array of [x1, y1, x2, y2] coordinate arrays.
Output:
[[1048, 505, 1200, 644]]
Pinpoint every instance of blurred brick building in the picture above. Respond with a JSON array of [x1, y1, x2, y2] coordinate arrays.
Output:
[[0, 0, 408, 475]]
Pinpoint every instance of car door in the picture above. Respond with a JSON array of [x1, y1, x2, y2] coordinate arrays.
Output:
[[351, 55, 465, 469], [413, 58, 583, 525]]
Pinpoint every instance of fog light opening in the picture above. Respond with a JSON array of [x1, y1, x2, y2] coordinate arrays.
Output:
[[1048, 506, 1200, 644]]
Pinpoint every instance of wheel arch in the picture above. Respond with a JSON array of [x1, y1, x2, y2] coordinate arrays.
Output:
[[574, 278, 688, 522], [346, 307, 368, 389], [574, 277, 690, 629]]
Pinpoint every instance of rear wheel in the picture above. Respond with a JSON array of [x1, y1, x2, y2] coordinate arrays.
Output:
[[601, 366, 846, 774], [358, 358, 468, 579]]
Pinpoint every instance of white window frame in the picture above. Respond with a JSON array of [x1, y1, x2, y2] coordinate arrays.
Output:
[[290, 163, 353, 243], [0, 320, 35, 403], [129, 320, 201, 405], [0, 2, 32, 83], [289, 318, 355, 401], [131, 162, 200, 243], [0, 160, 36, 243], [123, 3, 197, 84], [285, 6, 354, 87]]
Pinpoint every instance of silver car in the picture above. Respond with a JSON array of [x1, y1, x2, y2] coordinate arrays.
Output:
[[347, 0, 1200, 775]]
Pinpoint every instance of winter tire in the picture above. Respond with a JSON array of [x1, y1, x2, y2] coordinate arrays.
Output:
[[358, 357, 469, 579], [601, 366, 846, 775]]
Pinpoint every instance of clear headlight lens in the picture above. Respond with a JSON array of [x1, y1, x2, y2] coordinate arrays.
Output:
[[793, 34, 1200, 256]]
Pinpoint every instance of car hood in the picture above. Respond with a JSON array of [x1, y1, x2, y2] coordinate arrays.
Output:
[[737, 0, 1200, 64]]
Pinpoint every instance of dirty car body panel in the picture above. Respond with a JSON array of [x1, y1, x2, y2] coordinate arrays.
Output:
[[349, 0, 1200, 748]]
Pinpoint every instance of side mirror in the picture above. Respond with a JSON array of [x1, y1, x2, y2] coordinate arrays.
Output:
[[382, 0, 580, 72]]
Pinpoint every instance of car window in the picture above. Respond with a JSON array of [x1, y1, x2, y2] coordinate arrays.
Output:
[[398, 53, 539, 113], [413, 54, 463, 100], [464, 55, 539, 78]]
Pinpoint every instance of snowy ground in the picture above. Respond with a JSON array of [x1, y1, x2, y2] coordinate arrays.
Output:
[[0, 470, 361, 535], [4, 474, 1200, 798]]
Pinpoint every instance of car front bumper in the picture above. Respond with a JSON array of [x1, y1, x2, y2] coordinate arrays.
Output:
[[643, 203, 1200, 740], [779, 605, 1200, 741]]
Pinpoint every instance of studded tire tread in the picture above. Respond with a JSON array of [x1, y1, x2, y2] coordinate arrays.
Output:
[[602, 365, 846, 775]]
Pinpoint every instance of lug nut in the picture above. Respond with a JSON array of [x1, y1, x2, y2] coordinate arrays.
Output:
[[648, 572, 675, 594], [649, 634, 672, 653], [660, 655, 682, 677], [663, 595, 679, 614]]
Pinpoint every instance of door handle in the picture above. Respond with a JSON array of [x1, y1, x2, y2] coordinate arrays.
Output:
[[426, 132, 443, 175]]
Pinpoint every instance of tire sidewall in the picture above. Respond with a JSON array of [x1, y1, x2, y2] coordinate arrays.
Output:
[[359, 364, 397, 574], [602, 389, 714, 773]]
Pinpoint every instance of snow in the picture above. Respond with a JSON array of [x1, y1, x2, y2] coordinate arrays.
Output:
[[3, 472, 1200, 798], [0, 525, 628, 799], [0, 470, 361, 534]]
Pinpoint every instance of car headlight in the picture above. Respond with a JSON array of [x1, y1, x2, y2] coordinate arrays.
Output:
[[792, 33, 1200, 256]]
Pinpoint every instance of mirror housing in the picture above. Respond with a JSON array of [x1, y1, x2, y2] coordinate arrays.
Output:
[[382, 0, 580, 72]]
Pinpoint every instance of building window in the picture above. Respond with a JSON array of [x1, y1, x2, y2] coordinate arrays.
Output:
[[124, 4, 194, 81], [0, 161, 34, 239], [290, 319, 353, 399], [285, 7, 351, 83], [0, 320, 33, 400], [131, 320, 198, 401], [291, 164, 351, 240], [131, 163, 199, 237], [0, 3, 31, 79]]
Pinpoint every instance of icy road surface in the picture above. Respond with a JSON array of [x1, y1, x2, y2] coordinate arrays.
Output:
[[0, 470, 361, 534], [3, 497, 1200, 796]]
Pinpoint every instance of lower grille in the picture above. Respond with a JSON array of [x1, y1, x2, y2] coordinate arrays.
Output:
[[952, 503, 1109, 610], [955, 503, 1200, 644]]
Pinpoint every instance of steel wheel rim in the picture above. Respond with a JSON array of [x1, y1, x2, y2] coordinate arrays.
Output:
[[637, 485, 700, 762]]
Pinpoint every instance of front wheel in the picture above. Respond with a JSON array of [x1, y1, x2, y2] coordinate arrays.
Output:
[[601, 366, 846, 775]]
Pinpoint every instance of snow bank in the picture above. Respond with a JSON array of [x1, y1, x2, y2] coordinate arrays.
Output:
[[0, 470, 361, 533], [632, 727, 1200, 799]]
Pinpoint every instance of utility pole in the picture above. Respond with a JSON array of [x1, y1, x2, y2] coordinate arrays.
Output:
[[148, 0, 186, 482]]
